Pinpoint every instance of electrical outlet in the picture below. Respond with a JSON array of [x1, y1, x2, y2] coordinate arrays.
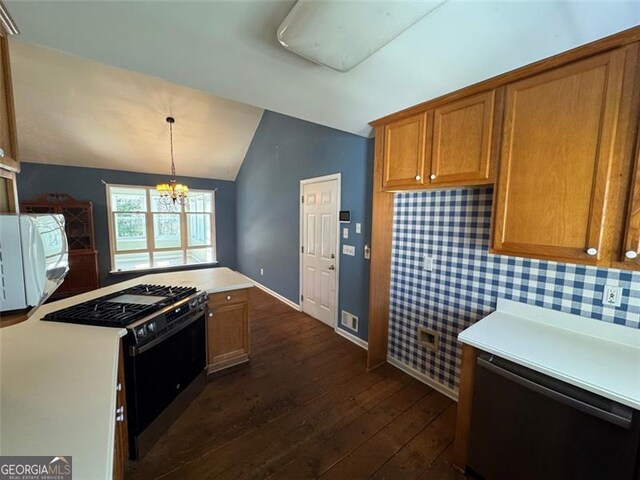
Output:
[[602, 285, 623, 307], [260, 268, 264, 276], [343, 227, 349, 239], [423, 255, 433, 271], [355, 223, 361, 234]]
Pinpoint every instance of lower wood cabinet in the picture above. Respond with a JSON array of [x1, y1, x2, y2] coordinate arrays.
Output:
[[113, 341, 128, 480], [206, 289, 250, 374]]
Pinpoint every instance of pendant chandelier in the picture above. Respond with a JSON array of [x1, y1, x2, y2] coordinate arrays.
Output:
[[156, 116, 188, 206]]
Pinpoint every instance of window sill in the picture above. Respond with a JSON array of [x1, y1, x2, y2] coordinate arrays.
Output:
[[109, 261, 220, 275]]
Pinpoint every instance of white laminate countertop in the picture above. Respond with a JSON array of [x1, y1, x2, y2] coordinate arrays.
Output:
[[0, 267, 253, 479], [458, 298, 640, 410]]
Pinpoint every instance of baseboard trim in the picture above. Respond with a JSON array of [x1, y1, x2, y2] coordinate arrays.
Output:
[[335, 327, 368, 350], [247, 277, 301, 311], [387, 356, 458, 402]]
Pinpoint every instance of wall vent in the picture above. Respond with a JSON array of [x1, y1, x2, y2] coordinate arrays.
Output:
[[417, 326, 440, 352], [341, 310, 358, 332]]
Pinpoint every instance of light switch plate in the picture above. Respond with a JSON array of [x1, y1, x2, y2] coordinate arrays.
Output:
[[343, 227, 349, 239], [355, 223, 361, 234], [342, 244, 355, 256], [602, 285, 623, 307]]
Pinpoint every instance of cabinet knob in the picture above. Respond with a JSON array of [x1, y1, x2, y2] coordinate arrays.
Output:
[[208, 312, 213, 317], [116, 383, 122, 392], [625, 250, 638, 259], [586, 247, 598, 256], [430, 174, 436, 180], [415, 175, 421, 181], [0, 148, 4, 158], [226, 295, 231, 301]]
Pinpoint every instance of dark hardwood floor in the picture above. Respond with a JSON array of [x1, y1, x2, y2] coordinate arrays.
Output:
[[125, 288, 465, 480]]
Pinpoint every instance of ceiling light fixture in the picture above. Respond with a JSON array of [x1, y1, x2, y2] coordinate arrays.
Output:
[[277, 0, 445, 72], [156, 116, 188, 207]]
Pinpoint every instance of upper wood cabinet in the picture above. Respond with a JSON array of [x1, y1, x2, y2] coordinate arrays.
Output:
[[492, 49, 627, 264], [381, 91, 499, 190], [622, 132, 640, 266], [382, 111, 430, 189], [431, 90, 497, 186], [0, 28, 18, 172]]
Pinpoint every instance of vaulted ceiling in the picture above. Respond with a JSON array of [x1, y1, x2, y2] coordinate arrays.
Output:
[[6, 1, 639, 180]]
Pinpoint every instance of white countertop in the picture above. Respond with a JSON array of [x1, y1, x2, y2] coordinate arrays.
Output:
[[0, 267, 253, 479], [459, 298, 640, 410]]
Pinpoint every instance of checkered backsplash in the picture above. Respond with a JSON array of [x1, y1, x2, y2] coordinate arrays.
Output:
[[389, 187, 640, 392]]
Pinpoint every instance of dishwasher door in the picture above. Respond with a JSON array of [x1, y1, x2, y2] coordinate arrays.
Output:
[[467, 351, 640, 480]]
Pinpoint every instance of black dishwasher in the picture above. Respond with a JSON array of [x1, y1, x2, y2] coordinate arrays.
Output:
[[467, 351, 640, 480]]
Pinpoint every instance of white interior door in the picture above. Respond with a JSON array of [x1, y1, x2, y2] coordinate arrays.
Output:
[[301, 177, 338, 327]]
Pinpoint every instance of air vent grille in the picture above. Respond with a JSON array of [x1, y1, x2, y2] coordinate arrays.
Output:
[[341, 310, 358, 332]]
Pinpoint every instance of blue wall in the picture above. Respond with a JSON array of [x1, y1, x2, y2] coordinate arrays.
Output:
[[17, 162, 236, 287], [236, 111, 374, 341]]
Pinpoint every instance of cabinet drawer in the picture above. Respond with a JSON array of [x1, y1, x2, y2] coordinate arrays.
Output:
[[209, 288, 249, 307]]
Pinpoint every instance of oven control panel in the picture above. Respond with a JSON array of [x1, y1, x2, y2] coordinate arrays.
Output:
[[129, 291, 207, 349]]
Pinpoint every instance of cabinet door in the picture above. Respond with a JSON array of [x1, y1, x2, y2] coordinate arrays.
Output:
[[622, 133, 640, 266], [492, 49, 626, 263], [382, 111, 430, 189], [0, 29, 18, 171], [207, 300, 249, 373], [431, 90, 496, 186]]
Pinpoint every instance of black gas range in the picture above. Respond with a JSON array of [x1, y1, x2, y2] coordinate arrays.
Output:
[[43, 283, 209, 459]]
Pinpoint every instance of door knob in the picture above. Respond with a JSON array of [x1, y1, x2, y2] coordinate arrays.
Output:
[[328, 265, 335, 270], [586, 247, 598, 256], [625, 250, 638, 259]]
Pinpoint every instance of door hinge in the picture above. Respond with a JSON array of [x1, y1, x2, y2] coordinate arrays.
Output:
[[301, 294, 304, 301], [301, 246, 304, 253], [301, 195, 304, 203]]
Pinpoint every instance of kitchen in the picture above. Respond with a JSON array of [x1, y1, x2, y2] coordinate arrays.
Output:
[[1, 2, 639, 480]]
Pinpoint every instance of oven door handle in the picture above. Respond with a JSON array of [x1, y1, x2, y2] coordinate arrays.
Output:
[[130, 307, 206, 356], [477, 356, 632, 429]]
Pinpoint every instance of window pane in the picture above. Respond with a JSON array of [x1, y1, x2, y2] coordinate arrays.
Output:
[[153, 214, 181, 249], [151, 190, 181, 213], [110, 186, 147, 212], [153, 250, 184, 268], [186, 248, 214, 264], [114, 252, 150, 271], [187, 192, 212, 213], [114, 213, 147, 251], [187, 214, 211, 246]]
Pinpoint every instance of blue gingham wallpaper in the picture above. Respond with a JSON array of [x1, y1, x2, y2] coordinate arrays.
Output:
[[389, 187, 640, 392]]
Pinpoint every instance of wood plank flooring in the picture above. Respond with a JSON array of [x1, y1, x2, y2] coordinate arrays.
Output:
[[125, 288, 465, 480]]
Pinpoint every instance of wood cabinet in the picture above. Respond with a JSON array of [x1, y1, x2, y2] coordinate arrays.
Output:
[[492, 49, 628, 264], [113, 341, 128, 480], [381, 91, 499, 190], [206, 288, 250, 374], [622, 131, 640, 266], [382, 112, 429, 189], [0, 27, 18, 172], [22, 193, 100, 297], [431, 90, 498, 186], [0, 167, 17, 212]]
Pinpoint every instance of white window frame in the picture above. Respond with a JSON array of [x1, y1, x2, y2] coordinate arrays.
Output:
[[105, 183, 217, 273]]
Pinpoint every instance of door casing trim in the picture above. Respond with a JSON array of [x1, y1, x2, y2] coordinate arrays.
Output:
[[299, 173, 342, 330]]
